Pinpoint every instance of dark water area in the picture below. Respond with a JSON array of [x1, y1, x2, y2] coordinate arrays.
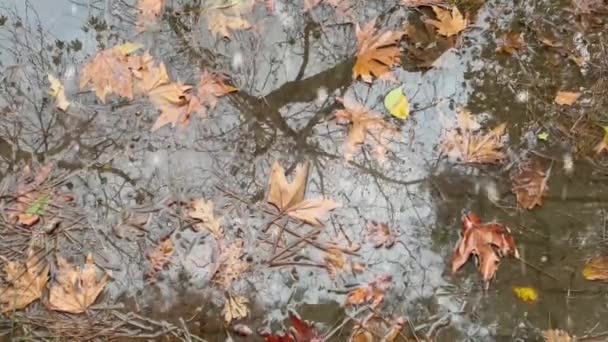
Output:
[[1, 0, 608, 341]]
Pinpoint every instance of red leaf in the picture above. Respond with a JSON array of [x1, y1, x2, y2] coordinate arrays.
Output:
[[289, 311, 322, 342]]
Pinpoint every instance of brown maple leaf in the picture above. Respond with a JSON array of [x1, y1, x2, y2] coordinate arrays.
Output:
[[452, 213, 518, 282], [137, 0, 165, 32], [197, 70, 238, 115], [267, 161, 340, 227], [131, 52, 171, 94], [187, 198, 224, 239], [208, 11, 252, 38], [334, 96, 400, 163], [511, 160, 550, 210], [47, 254, 110, 314], [146, 237, 175, 280], [149, 82, 203, 131], [441, 107, 507, 164], [0, 249, 49, 314], [213, 240, 249, 288], [345, 274, 392, 306], [496, 32, 526, 55], [425, 6, 467, 37], [353, 19, 404, 83]]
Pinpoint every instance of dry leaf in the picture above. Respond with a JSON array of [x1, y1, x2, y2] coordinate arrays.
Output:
[[197, 70, 237, 115], [324, 248, 345, 277], [334, 96, 400, 163], [364, 222, 395, 248], [0, 250, 49, 314], [146, 237, 175, 280], [267, 161, 339, 227], [223, 293, 249, 323], [594, 126, 608, 154], [425, 6, 467, 37], [350, 316, 407, 342], [187, 198, 224, 239], [511, 160, 550, 210], [496, 32, 526, 55], [208, 11, 252, 38], [149, 82, 203, 131], [48, 254, 109, 314], [402, 0, 447, 7], [131, 52, 171, 94], [137, 0, 165, 32], [583, 256, 608, 281], [441, 108, 507, 164], [48, 74, 70, 111], [554, 91, 581, 106], [403, 22, 455, 69], [542, 329, 575, 342], [353, 19, 404, 83], [8, 163, 56, 227], [345, 274, 392, 306], [213, 240, 249, 288], [452, 213, 518, 282]]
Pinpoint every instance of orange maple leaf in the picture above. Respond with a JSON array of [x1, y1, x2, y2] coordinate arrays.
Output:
[[353, 19, 404, 83], [425, 6, 467, 37], [149, 82, 203, 131], [197, 71, 237, 114], [80, 46, 139, 103]]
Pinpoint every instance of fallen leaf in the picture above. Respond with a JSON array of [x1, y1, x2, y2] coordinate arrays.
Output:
[[513, 286, 539, 303], [197, 70, 237, 114], [187, 198, 224, 239], [137, 0, 165, 31], [384, 87, 409, 120], [364, 222, 395, 248], [403, 22, 454, 69], [425, 6, 467, 37], [352, 19, 404, 83], [48, 254, 110, 314], [441, 108, 507, 164], [452, 213, 518, 282], [131, 52, 171, 94], [213, 240, 249, 288], [233, 323, 254, 336], [223, 293, 249, 323], [554, 91, 581, 106], [350, 316, 407, 342], [345, 275, 392, 306], [0, 249, 49, 314], [267, 161, 339, 227], [324, 248, 345, 277], [593, 126, 608, 154], [146, 237, 174, 280], [402, 0, 447, 7], [496, 32, 526, 55], [149, 82, 203, 131], [583, 256, 608, 281], [542, 329, 575, 342], [335, 96, 400, 163], [537, 132, 549, 141], [289, 311, 322, 342], [48, 74, 70, 111], [208, 11, 251, 38], [511, 160, 550, 210], [8, 163, 58, 227]]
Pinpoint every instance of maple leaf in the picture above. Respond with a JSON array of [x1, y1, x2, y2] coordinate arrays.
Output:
[[334, 96, 400, 163], [496, 32, 526, 55], [267, 161, 339, 227], [511, 160, 550, 210], [146, 237, 175, 280], [425, 6, 467, 37], [583, 256, 608, 281], [208, 11, 252, 38], [197, 70, 238, 115], [149, 82, 203, 131], [8, 163, 57, 227], [187, 198, 224, 239], [48, 74, 70, 111], [131, 52, 171, 94], [441, 107, 507, 164], [0, 249, 49, 314], [288, 311, 323, 342], [452, 213, 518, 282], [80, 43, 143, 103], [223, 292, 249, 323], [137, 0, 165, 32], [345, 274, 392, 306], [353, 19, 404, 83], [554, 91, 581, 106], [212, 240, 249, 288], [364, 221, 395, 248], [47, 254, 110, 314]]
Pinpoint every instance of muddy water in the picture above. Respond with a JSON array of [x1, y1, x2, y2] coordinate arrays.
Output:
[[1, 0, 608, 341]]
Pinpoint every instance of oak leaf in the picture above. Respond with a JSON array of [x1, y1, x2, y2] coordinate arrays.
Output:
[[583, 256, 608, 281], [146, 237, 174, 280], [212, 240, 249, 288], [334, 96, 400, 163], [187, 198, 224, 239], [353, 19, 404, 83], [48, 254, 110, 314], [137, 0, 165, 32], [149, 82, 203, 131], [511, 160, 550, 210], [425, 6, 467, 37], [452, 213, 518, 282], [441, 107, 507, 164], [48, 74, 70, 111], [267, 161, 339, 227], [208, 11, 251, 38], [0, 250, 49, 314], [554, 91, 581, 106], [223, 293, 249, 323]]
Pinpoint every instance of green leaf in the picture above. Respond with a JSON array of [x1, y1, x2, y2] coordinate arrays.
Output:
[[537, 132, 549, 141], [25, 194, 50, 216], [384, 87, 409, 120]]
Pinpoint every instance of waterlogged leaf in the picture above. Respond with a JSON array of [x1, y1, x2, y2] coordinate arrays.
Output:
[[48, 74, 70, 111], [542, 329, 575, 342], [289, 311, 322, 342], [187, 198, 224, 239], [452, 213, 519, 282], [425, 6, 467, 37], [583, 256, 608, 281], [0, 250, 49, 313], [208, 11, 251, 38], [554, 91, 581, 106], [324, 248, 345, 277], [212, 240, 249, 288], [197, 70, 238, 114], [131, 52, 171, 94], [364, 222, 395, 248], [48, 254, 110, 314], [353, 19, 404, 83], [511, 160, 550, 210], [496, 32, 526, 55], [9, 163, 56, 227], [137, 0, 165, 32], [384, 87, 409, 120], [345, 275, 392, 306], [146, 237, 174, 280], [335, 96, 400, 163], [513, 286, 539, 303], [149, 82, 203, 131], [593, 126, 608, 155], [537, 132, 549, 141], [223, 293, 249, 323]]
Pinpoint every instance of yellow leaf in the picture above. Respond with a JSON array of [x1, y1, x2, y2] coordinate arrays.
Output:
[[384, 87, 409, 120], [583, 256, 608, 280], [425, 6, 467, 37], [513, 286, 538, 303], [48, 74, 70, 111], [554, 91, 581, 106]]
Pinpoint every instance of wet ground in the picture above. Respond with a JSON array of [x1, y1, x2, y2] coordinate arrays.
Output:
[[1, 0, 608, 341]]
